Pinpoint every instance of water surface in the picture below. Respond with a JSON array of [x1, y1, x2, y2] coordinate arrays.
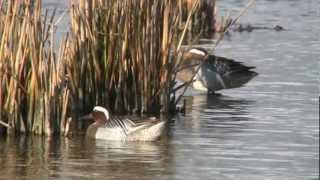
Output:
[[0, 0, 319, 179]]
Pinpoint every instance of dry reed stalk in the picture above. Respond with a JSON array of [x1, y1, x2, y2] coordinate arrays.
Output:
[[180, 0, 217, 35], [67, 0, 199, 115], [0, 0, 70, 135], [0, 0, 206, 135]]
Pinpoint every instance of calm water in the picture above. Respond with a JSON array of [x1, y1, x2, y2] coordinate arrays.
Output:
[[0, 0, 319, 179]]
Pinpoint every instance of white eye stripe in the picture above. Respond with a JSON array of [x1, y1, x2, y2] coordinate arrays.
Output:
[[93, 106, 109, 119], [189, 49, 206, 56]]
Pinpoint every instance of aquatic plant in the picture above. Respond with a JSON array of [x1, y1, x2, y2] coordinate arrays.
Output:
[[0, 0, 70, 135], [0, 0, 201, 135], [184, 0, 217, 34], [66, 0, 201, 114]]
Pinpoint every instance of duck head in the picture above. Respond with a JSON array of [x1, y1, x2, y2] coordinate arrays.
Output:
[[182, 48, 208, 63], [80, 106, 111, 138], [177, 48, 209, 82], [80, 106, 110, 126]]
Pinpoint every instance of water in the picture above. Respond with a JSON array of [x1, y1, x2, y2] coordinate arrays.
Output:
[[0, 0, 319, 179]]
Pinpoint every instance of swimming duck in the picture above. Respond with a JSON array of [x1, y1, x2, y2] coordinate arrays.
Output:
[[177, 48, 258, 94], [80, 106, 166, 141]]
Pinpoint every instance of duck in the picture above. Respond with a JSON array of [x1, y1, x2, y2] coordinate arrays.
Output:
[[80, 106, 166, 141], [177, 48, 258, 94]]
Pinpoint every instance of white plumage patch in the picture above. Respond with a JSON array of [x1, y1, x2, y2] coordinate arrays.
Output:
[[192, 68, 208, 91], [189, 48, 206, 56], [193, 80, 208, 91], [93, 106, 110, 119]]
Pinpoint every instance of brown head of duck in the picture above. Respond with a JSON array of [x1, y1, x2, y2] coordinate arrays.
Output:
[[79, 106, 110, 138], [177, 48, 208, 82], [182, 48, 208, 63]]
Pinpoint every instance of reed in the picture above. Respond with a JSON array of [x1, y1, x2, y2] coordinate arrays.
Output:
[[180, 0, 217, 36], [0, 0, 70, 135], [67, 0, 200, 115], [0, 0, 202, 135]]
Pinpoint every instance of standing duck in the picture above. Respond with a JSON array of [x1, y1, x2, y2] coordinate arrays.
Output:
[[177, 48, 258, 94], [80, 106, 166, 141]]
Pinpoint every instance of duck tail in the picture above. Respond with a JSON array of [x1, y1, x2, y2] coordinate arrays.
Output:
[[224, 70, 258, 89]]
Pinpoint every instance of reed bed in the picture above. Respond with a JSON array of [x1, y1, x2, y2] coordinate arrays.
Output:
[[0, 0, 70, 135], [0, 0, 203, 135], [67, 0, 200, 114], [184, 0, 216, 34]]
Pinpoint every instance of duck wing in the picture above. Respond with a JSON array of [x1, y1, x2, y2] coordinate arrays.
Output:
[[105, 116, 136, 135], [206, 55, 256, 76], [105, 116, 160, 135], [200, 55, 257, 91]]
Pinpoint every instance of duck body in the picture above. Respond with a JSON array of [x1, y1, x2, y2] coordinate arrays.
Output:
[[82, 106, 166, 141], [94, 117, 165, 141], [178, 48, 258, 93], [197, 54, 258, 92]]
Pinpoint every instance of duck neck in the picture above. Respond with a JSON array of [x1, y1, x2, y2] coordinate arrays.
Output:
[[86, 122, 100, 138]]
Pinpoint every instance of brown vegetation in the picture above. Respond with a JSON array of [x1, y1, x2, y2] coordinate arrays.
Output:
[[0, 0, 202, 135]]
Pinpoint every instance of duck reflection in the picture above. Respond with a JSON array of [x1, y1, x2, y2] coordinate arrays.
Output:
[[175, 94, 256, 133], [193, 94, 255, 112], [72, 138, 173, 179]]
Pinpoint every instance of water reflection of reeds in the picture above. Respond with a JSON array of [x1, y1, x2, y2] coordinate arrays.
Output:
[[0, 135, 174, 179]]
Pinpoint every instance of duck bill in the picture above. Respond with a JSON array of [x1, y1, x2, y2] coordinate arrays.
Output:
[[79, 113, 94, 121]]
